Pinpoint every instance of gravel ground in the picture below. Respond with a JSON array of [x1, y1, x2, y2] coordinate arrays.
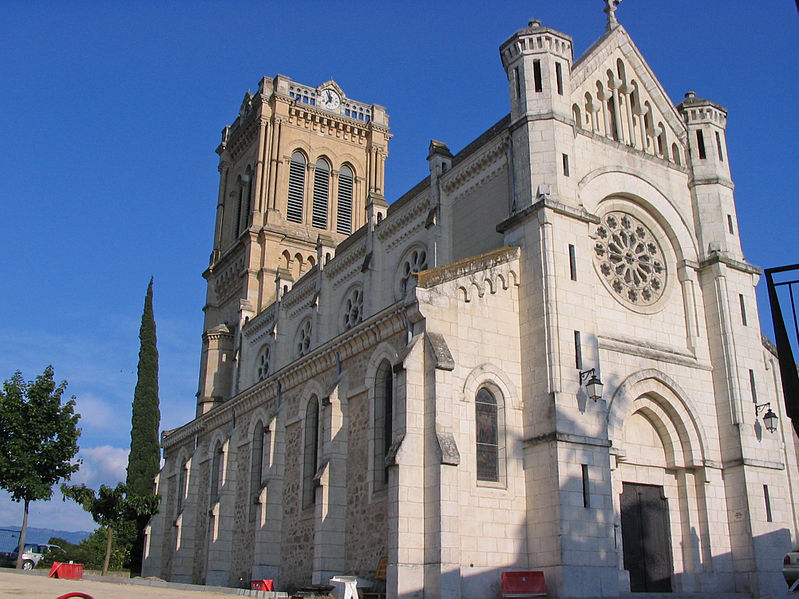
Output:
[[0, 568, 251, 599]]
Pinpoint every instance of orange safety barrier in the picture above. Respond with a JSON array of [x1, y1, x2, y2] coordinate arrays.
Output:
[[501, 571, 547, 598], [251, 579, 275, 591], [48, 562, 83, 580]]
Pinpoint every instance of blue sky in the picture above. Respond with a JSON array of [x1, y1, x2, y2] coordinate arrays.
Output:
[[1, 1, 797, 533]]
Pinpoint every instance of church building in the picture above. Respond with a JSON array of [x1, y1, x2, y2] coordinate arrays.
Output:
[[142, 8, 799, 598]]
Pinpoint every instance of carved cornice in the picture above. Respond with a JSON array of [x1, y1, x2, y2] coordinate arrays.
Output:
[[377, 193, 430, 251], [287, 105, 373, 145], [496, 196, 599, 233], [417, 246, 520, 289], [325, 237, 366, 282], [698, 252, 761, 276], [282, 267, 319, 317], [242, 304, 277, 344], [440, 137, 508, 199]]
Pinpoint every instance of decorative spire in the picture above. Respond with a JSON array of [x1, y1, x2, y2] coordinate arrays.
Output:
[[604, 0, 622, 31]]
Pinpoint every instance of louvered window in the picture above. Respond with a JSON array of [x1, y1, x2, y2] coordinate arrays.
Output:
[[287, 152, 305, 223], [312, 159, 330, 229], [337, 165, 353, 235]]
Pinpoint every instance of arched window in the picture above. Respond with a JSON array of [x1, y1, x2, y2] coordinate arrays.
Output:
[[210, 440, 223, 503], [671, 143, 682, 166], [287, 152, 306, 223], [476, 388, 500, 482], [303, 396, 320, 508], [337, 165, 354, 235], [374, 360, 393, 488], [312, 159, 330, 229], [572, 104, 582, 130]]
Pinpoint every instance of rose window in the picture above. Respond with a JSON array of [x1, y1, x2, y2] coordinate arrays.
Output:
[[400, 248, 427, 294], [297, 319, 312, 358], [593, 211, 666, 306], [256, 345, 270, 381], [342, 287, 363, 331]]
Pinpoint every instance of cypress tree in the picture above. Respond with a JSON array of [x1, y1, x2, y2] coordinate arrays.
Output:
[[126, 277, 161, 576]]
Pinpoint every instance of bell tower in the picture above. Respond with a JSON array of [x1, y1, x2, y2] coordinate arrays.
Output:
[[196, 76, 390, 416]]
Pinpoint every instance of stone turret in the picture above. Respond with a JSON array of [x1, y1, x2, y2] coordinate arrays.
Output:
[[678, 91, 743, 261], [499, 20, 576, 209]]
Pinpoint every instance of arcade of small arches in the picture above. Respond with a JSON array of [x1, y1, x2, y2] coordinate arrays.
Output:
[[572, 57, 685, 166], [281, 249, 316, 281]]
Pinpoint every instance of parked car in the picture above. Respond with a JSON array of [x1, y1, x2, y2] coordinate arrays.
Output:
[[784, 546, 799, 587], [0, 543, 61, 570]]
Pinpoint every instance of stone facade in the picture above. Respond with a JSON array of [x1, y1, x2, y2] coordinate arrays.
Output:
[[143, 14, 799, 599]]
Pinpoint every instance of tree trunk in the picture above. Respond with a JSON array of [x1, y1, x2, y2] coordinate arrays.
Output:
[[16, 499, 29, 570], [102, 525, 113, 576]]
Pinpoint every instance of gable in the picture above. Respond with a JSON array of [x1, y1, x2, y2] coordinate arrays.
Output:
[[570, 27, 687, 165]]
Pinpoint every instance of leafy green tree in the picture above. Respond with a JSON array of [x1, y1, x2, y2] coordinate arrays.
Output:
[[126, 277, 161, 576], [0, 367, 81, 569], [61, 482, 159, 575]]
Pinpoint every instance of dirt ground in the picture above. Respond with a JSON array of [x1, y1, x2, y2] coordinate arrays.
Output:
[[0, 568, 244, 599]]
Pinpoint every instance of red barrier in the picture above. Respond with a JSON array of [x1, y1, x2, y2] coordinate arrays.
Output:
[[501, 571, 547, 597], [57, 593, 94, 599], [251, 579, 275, 591], [48, 562, 84, 580]]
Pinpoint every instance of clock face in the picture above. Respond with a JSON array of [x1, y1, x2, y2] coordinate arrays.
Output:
[[319, 89, 340, 110]]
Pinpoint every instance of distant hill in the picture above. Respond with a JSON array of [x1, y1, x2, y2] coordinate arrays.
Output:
[[0, 526, 92, 552]]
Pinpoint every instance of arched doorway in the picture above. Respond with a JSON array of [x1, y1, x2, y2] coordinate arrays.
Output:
[[609, 374, 712, 595], [619, 408, 675, 592]]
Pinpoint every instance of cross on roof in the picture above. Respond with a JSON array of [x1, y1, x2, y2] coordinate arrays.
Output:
[[604, 0, 622, 31]]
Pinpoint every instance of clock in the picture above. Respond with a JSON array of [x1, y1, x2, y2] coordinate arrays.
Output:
[[319, 89, 340, 110]]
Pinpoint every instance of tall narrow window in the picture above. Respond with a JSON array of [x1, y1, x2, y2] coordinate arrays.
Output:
[[337, 165, 353, 235], [764, 485, 772, 522], [287, 152, 306, 223], [476, 388, 499, 482], [739, 294, 747, 326], [562, 153, 570, 177], [533, 60, 542, 93], [569, 244, 577, 281], [727, 214, 735, 234], [374, 361, 393, 488], [177, 460, 188, 512], [244, 174, 253, 231], [555, 62, 563, 95], [312, 159, 330, 229], [715, 131, 724, 162], [249, 421, 264, 523], [574, 331, 582, 370], [303, 396, 319, 508], [210, 441, 223, 504], [235, 185, 243, 236], [514, 66, 521, 99], [581, 464, 590, 507], [749, 369, 758, 403], [696, 130, 707, 159]]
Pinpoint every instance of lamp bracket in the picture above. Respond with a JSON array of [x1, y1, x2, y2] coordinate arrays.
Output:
[[755, 402, 772, 416]]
